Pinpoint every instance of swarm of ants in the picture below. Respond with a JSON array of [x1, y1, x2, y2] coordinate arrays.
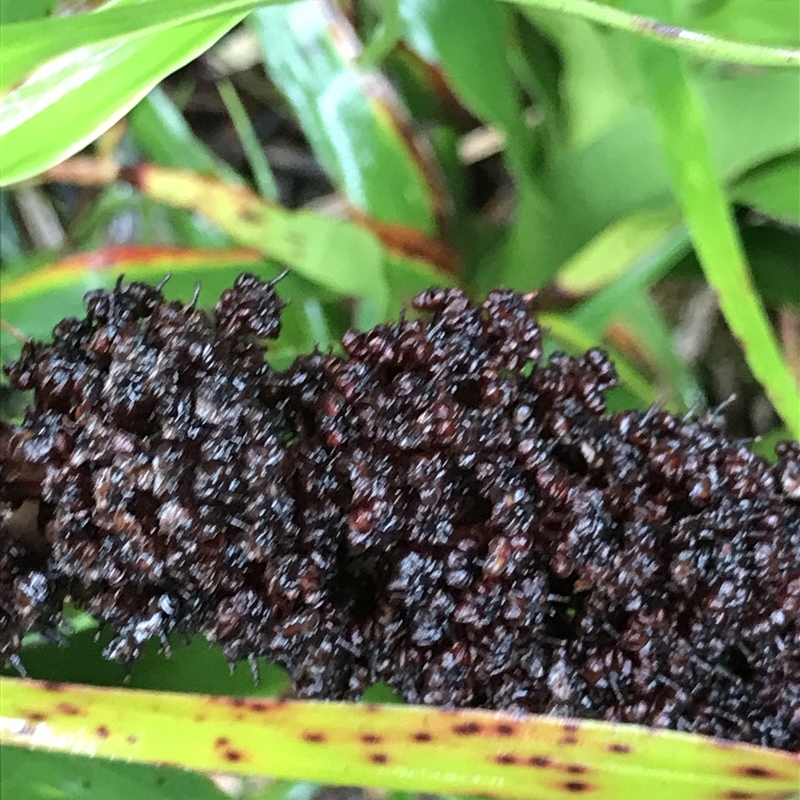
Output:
[[1, 273, 798, 750]]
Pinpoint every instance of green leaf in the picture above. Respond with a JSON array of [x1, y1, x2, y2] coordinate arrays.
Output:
[[1, 0, 286, 90], [250, 1, 446, 235], [122, 165, 391, 308], [0, 0, 305, 185], [734, 153, 800, 227], [520, 9, 643, 148], [3, 678, 797, 799], [543, 68, 800, 243], [127, 87, 239, 247], [1, 746, 230, 800], [400, 0, 527, 147], [10, 629, 291, 697], [129, 87, 239, 180], [1, 18, 242, 185], [554, 208, 686, 296], [398, 0, 566, 287], [628, 0, 800, 436]]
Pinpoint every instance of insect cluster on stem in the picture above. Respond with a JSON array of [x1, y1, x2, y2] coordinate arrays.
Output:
[[1, 273, 798, 751]]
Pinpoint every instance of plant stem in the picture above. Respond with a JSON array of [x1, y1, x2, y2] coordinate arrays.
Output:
[[499, 0, 800, 67]]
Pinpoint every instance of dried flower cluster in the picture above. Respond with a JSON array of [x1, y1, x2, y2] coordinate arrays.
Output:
[[1, 274, 798, 750]]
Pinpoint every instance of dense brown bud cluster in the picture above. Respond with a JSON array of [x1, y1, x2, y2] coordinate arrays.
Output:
[[1, 274, 798, 750]]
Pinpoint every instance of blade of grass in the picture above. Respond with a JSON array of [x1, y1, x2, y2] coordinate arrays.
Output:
[[217, 79, 279, 201], [2, 678, 797, 800], [626, 2, 800, 437], [495, 0, 800, 66]]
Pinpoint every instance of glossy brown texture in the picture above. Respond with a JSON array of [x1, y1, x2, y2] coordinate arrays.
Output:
[[1, 275, 798, 751]]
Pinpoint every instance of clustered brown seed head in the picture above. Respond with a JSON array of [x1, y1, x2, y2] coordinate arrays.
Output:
[[1, 274, 798, 751]]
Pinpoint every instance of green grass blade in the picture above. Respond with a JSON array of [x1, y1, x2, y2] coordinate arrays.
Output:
[[495, 0, 800, 66], [734, 153, 800, 227], [217, 78, 280, 201], [630, 12, 800, 437]]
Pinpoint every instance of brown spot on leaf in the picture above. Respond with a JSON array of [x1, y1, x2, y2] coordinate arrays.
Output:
[[361, 733, 382, 745], [559, 735, 579, 746], [28, 712, 47, 723], [238, 205, 266, 225], [369, 752, 389, 765], [453, 721, 481, 735], [412, 731, 432, 742], [562, 781, 593, 793], [529, 755, 552, 768], [224, 749, 245, 763], [247, 700, 273, 713], [735, 766, 777, 779], [96, 726, 110, 739], [227, 697, 246, 708], [303, 731, 326, 744], [56, 703, 82, 716], [722, 792, 754, 800], [43, 682, 64, 692], [565, 764, 588, 775], [363, 704, 381, 713], [215, 737, 230, 749], [126, 735, 138, 745], [608, 743, 632, 754], [496, 722, 516, 736], [563, 721, 580, 733], [495, 753, 517, 766]]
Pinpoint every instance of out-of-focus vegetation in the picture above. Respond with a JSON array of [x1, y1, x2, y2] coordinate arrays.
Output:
[[1, 0, 798, 798]]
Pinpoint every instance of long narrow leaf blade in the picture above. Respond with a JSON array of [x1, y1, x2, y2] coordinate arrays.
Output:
[[1, 679, 797, 800], [497, 0, 800, 66], [629, 7, 800, 437]]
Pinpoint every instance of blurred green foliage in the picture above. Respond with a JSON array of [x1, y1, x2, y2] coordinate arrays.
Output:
[[1, 0, 799, 797]]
